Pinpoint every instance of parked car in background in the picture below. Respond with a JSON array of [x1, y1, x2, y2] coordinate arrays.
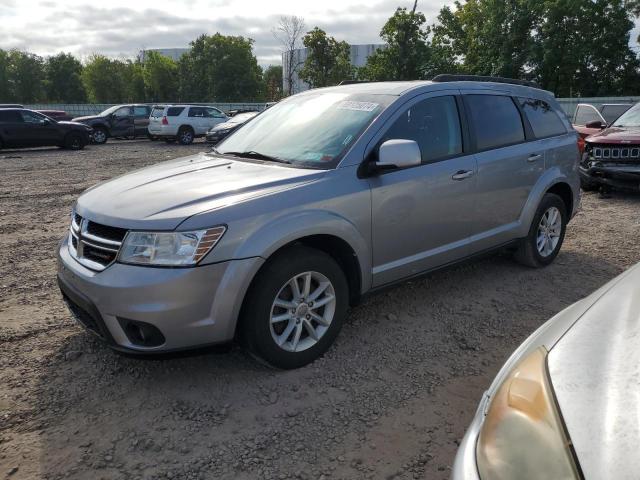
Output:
[[579, 102, 640, 191], [36, 110, 72, 121], [57, 77, 579, 369], [572, 102, 634, 153], [0, 108, 91, 150], [206, 111, 259, 144], [148, 105, 228, 144], [72, 104, 153, 144], [452, 261, 640, 480]]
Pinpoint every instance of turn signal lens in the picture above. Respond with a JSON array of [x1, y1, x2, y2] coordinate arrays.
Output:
[[476, 347, 580, 480]]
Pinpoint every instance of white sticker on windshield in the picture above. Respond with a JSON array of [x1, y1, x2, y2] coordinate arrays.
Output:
[[337, 101, 380, 112]]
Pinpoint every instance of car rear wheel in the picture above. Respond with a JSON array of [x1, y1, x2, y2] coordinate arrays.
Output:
[[514, 193, 567, 268], [64, 132, 86, 150], [177, 127, 194, 145], [92, 127, 107, 144], [240, 246, 349, 369]]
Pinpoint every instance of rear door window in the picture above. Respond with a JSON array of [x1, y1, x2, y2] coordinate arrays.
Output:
[[0, 110, 24, 122], [189, 107, 205, 117], [167, 107, 185, 116], [465, 95, 525, 151], [573, 105, 603, 126], [134, 106, 150, 117], [20, 111, 47, 124], [381, 95, 463, 164], [519, 98, 567, 139]]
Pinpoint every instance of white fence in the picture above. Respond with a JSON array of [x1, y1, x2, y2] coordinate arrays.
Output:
[[24, 103, 270, 117], [26, 97, 640, 118]]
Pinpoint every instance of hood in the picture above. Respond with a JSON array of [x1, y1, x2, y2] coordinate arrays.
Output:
[[585, 126, 640, 145], [76, 152, 325, 230], [209, 121, 241, 132], [547, 263, 640, 480], [72, 115, 101, 123]]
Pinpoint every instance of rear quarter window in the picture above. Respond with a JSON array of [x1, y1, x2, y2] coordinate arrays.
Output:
[[151, 107, 165, 117], [465, 95, 525, 151], [167, 107, 185, 117], [519, 98, 567, 139]]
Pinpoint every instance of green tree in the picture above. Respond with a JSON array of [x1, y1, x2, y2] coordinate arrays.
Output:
[[7, 50, 45, 102], [359, 2, 430, 81], [298, 27, 353, 88], [178, 33, 263, 102], [142, 51, 178, 102], [0, 49, 11, 102], [82, 54, 127, 103], [44, 53, 86, 102], [123, 60, 146, 102], [263, 65, 283, 101]]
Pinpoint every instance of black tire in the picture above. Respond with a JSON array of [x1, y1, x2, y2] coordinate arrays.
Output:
[[64, 132, 86, 150], [91, 127, 108, 144], [177, 127, 194, 145], [164, 138, 177, 144], [514, 193, 567, 268], [240, 246, 349, 369], [580, 177, 599, 191]]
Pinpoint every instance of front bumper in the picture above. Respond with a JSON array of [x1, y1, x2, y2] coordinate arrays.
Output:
[[57, 236, 264, 353], [579, 163, 640, 191], [450, 394, 487, 480]]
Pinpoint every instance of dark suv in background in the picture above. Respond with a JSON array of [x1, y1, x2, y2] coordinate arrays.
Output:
[[72, 104, 152, 144], [0, 108, 92, 150]]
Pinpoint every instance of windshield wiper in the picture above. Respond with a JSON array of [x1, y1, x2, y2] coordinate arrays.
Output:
[[220, 151, 291, 164]]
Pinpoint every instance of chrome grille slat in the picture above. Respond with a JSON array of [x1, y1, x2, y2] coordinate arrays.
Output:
[[68, 213, 126, 271], [589, 145, 640, 162]]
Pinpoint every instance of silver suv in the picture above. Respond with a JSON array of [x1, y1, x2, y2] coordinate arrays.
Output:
[[57, 77, 580, 369]]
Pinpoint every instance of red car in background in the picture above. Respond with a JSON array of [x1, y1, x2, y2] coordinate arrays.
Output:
[[579, 102, 640, 191], [572, 103, 633, 153]]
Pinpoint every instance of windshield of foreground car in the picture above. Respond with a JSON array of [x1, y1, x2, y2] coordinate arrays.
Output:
[[216, 91, 395, 168], [612, 103, 640, 127]]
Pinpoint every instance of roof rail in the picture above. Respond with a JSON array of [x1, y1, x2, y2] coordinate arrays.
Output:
[[432, 74, 540, 89]]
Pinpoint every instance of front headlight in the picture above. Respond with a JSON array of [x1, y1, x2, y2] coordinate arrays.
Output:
[[477, 347, 580, 480], [118, 226, 226, 266]]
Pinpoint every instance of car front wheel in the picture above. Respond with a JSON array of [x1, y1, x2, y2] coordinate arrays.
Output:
[[178, 127, 194, 145], [514, 193, 567, 267], [91, 127, 107, 144], [64, 132, 86, 150], [241, 246, 349, 369]]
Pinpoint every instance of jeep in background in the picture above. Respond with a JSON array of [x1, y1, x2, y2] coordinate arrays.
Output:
[[57, 77, 580, 369], [572, 102, 633, 153], [580, 102, 640, 191], [72, 104, 152, 144]]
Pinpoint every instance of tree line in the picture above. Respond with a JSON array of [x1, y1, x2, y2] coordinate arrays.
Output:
[[1, 0, 639, 104], [298, 0, 640, 97], [0, 35, 283, 104]]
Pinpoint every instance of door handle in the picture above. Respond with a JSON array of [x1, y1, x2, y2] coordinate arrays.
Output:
[[528, 153, 543, 162], [451, 170, 475, 181]]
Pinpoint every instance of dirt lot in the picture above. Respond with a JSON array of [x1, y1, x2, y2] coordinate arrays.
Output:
[[1, 139, 639, 480]]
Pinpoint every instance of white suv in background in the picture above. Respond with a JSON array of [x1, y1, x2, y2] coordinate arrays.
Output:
[[148, 105, 228, 144]]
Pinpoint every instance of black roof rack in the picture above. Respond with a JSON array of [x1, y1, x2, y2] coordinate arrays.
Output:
[[432, 74, 540, 89]]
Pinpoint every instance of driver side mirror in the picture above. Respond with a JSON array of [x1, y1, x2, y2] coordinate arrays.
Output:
[[375, 139, 422, 171], [585, 120, 606, 129]]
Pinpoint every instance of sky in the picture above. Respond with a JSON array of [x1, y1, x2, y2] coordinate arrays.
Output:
[[0, 0, 638, 66]]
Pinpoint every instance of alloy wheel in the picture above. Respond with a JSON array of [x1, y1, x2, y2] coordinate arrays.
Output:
[[93, 130, 106, 143], [536, 206, 562, 257], [269, 271, 336, 353]]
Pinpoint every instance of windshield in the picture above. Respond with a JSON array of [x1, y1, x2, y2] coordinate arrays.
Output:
[[217, 91, 394, 168], [612, 103, 640, 127], [99, 105, 121, 116]]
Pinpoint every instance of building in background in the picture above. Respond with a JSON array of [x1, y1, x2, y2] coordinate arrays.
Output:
[[139, 48, 190, 63], [282, 44, 384, 94]]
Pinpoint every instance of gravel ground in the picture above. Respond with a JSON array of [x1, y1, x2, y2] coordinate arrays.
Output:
[[1, 139, 639, 480]]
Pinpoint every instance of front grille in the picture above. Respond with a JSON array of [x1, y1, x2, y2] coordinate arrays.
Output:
[[589, 145, 640, 162], [69, 213, 126, 271]]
